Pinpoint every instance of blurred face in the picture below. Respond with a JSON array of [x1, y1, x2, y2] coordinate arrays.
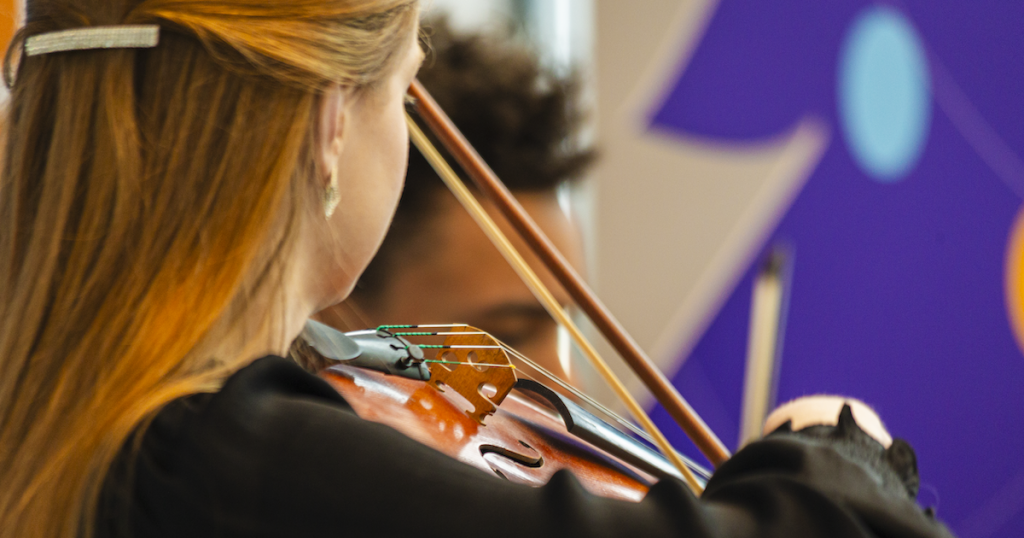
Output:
[[351, 191, 586, 385], [309, 27, 425, 308]]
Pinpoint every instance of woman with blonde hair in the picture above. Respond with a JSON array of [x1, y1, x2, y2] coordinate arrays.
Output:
[[0, 0, 422, 535], [0, 1, 955, 537]]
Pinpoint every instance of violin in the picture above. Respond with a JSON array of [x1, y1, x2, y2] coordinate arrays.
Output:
[[299, 320, 707, 502]]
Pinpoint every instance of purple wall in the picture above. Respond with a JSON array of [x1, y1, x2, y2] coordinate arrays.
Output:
[[649, 2, 1024, 537]]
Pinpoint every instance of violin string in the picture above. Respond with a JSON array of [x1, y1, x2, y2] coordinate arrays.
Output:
[[421, 359, 517, 369], [386, 329, 598, 386], [391, 332, 487, 337], [418, 344, 507, 350], [382, 328, 520, 369], [378, 324, 469, 330]]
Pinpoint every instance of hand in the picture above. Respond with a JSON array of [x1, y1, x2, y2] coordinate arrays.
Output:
[[762, 395, 893, 448]]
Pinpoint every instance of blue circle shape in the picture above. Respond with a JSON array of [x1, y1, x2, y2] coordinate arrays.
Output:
[[838, 6, 931, 182]]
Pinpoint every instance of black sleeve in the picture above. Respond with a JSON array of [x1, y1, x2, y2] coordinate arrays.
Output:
[[103, 356, 955, 538]]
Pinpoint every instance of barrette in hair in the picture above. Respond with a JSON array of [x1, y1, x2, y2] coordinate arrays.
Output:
[[24, 25, 160, 57]]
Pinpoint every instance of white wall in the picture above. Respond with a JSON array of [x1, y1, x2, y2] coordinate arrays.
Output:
[[590, 0, 827, 406], [422, 0, 516, 34]]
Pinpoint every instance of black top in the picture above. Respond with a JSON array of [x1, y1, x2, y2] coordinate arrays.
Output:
[[97, 356, 954, 538]]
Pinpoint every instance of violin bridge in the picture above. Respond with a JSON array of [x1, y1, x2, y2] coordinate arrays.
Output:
[[426, 326, 517, 424]]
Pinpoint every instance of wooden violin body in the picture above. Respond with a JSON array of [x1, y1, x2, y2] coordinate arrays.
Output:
[[318, 362, 656, 502], [298, 320, 698, 501]]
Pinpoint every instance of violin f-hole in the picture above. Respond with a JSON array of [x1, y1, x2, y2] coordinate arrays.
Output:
[[479, 442, 544, 468]]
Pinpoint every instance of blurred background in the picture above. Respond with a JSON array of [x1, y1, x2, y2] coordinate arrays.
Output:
[[4, 1, 1024, 537], [411, 5, 1024, 538]]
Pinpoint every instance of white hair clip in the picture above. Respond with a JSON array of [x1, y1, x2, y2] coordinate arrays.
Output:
[[24, 25, 160, 57]]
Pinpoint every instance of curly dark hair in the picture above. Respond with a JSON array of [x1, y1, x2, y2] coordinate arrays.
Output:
[[352, 18, 596, 299]]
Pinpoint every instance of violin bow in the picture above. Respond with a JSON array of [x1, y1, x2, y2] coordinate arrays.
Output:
[[406, 80, 730, 485], [403, 115, 705, 494]]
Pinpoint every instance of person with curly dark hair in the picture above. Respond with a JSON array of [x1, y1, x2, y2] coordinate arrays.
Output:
[[319, 20, 596, 385]]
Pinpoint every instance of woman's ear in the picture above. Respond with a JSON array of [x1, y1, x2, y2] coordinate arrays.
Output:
[[318, 84, 353, 185]]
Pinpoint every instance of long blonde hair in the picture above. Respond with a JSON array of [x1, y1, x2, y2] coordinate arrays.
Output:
[[0, 1, 418, 536]]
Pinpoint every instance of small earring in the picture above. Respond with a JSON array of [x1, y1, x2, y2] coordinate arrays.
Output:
[[324, 164, 340, 219]]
